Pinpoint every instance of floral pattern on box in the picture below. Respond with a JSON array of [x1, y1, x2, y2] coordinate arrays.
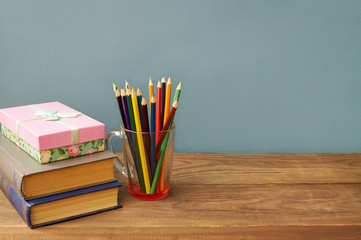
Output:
[[1, 125, 104, 164]]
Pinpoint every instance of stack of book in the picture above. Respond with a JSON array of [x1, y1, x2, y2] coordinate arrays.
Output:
[[0, 102, 121, 228]]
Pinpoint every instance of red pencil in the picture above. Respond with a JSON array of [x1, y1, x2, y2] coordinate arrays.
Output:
[[158, 100, 178, 192]]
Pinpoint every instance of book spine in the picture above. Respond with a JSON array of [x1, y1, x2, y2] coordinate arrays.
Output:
[[0, 170, 31, 227], [0, 140, 25, 198]]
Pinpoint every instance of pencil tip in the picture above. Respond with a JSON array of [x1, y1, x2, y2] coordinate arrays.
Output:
[[151, 95, 156, 103], [149, 77, 153, 85], [112, 82, 117, 91], [141, 96, 147, 105], [121, 87, 126, 96], [173, 99, 178, 108], [137, 88, 142, 95]]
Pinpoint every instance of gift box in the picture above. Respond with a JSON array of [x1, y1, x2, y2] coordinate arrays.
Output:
[[0, 102, 105, 164]]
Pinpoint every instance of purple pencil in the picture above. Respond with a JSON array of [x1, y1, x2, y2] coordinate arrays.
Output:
[[120, 86, 131, 129]]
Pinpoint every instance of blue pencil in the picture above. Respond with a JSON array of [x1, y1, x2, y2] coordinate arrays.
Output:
[[150, 94, 156, 177]]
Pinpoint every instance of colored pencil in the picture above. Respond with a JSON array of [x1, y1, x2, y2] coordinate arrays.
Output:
[[155, 99, 178, 155], [125, 85, 135, 131], [126, 84, 145, 193], [155, 79, 162, 144], [131, 88, 151, 194], [137, 88, 144, 130], [112, 82, 126, 127], [150, 95, 156, 177], [160, 76, 166, 130], [141, 96, 151, 133], [141, 96, 153, 184], [163, 76, 172, 125], [120, 86, 140, 174], [149, 77, 154, 114], [173, 81, 182, 104], [120, 86, 131, 129], [150, 134, 169, 194]]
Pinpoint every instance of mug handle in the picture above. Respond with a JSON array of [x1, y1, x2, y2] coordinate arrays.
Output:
[[106, 129, 128, 177]]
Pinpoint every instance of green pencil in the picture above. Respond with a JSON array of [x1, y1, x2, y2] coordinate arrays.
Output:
[[126, 83, 145, 193], [150, 133, 169, 194], [172, 81, 181, 104]]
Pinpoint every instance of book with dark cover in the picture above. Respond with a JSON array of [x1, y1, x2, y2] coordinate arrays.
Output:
[[0, 171, 122, 229], [0, 133, 117, 200]]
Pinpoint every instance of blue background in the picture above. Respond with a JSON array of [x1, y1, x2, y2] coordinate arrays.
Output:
[[1, 0, 360, 153]]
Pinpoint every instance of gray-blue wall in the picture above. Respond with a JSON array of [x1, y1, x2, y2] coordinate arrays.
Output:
[[1, 0, 360, 153]]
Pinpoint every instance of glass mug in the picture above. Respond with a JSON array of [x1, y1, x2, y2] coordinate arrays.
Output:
[[106, 124, 175, 200]]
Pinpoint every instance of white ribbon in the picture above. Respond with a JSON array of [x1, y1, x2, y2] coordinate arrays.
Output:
[[16, 105, 82, 145], [34, 110, 81, 121]]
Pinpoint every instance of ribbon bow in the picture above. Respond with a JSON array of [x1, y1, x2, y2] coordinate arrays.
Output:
[[34, 110, 81, 121], [16, 106, 82, 145]]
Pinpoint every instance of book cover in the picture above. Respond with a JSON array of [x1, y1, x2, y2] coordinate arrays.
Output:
[[0, 133, 118, 200], [0, 171, 122, 229]]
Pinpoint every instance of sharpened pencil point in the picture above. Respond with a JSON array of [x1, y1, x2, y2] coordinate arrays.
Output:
[[112, 82, 117, 92], [137, 88, 142, 96], [172, 99, 178, 108], [131, 88, 137, 98], [125, 81, 130, 90], [121, 87, 126, 96], [141, 96, 147, 105]]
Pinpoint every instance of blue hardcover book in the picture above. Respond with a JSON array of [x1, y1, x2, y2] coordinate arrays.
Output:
[[0, 171, 122, 229]]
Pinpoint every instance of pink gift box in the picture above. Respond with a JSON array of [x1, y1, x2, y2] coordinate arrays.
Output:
[[0, 102, 105, 163]]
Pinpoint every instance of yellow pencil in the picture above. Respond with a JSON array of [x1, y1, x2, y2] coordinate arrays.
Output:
[[163, 76, 172, 124], [131, 88, 151, 193], [149, 77, 154, 115]]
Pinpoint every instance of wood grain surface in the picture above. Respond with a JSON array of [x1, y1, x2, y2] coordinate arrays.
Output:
[[1, 153, 361, 239]]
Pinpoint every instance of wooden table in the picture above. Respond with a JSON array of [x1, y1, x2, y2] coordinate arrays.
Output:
[[1, 153, 361, 239]]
